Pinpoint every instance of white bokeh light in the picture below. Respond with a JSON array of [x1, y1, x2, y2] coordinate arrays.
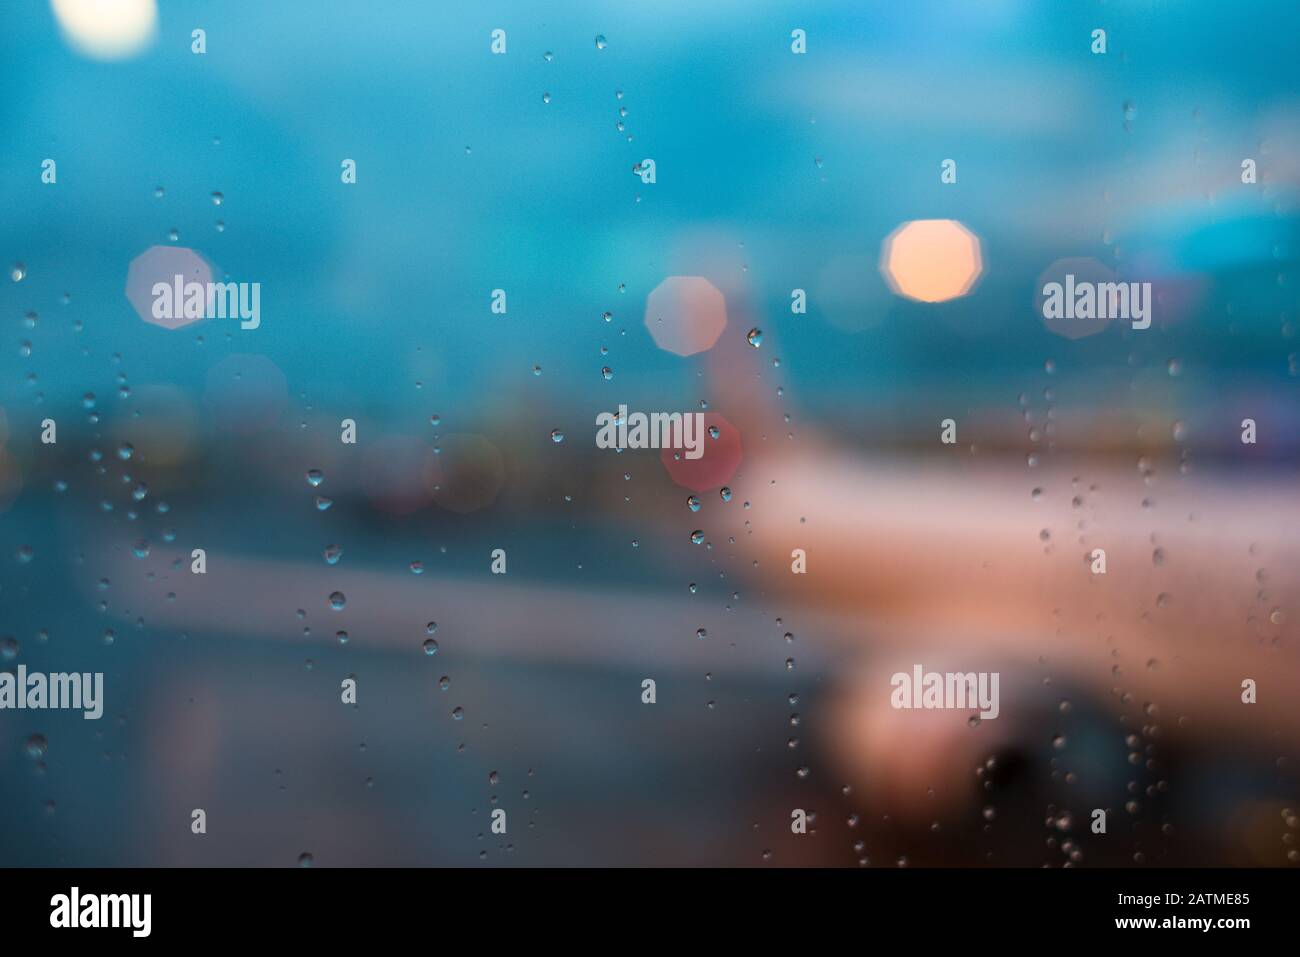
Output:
[[50, 0, 157, 60]]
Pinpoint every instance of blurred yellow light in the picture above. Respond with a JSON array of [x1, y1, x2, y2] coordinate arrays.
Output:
[[880, 219, 983, 303], [50, 0, 157, 60]]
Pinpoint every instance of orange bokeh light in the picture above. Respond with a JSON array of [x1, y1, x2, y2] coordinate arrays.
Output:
[[880, 219, 983, 303]]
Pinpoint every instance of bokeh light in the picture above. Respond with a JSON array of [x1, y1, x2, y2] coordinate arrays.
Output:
[[880, 219, 983, 303], [660, 412, 743, 492], [50, 0, 157, 60], [126, 246, 215, 331], [644, 276, 728, 356]]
